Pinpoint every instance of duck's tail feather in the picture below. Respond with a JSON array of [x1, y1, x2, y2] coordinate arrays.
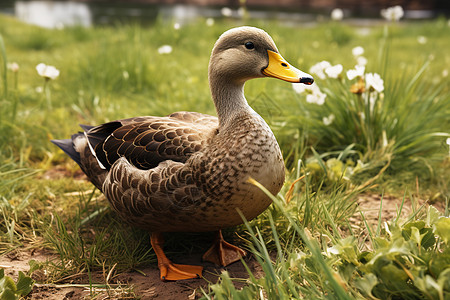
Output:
[[51, 133, 84, 168], [79, 124, 95, 132]]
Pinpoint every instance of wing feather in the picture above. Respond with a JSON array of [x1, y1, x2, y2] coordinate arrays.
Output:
[[85, 112, 218, 170]]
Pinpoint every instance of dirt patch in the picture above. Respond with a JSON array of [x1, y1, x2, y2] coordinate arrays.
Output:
[[1, 246, 262, 299], [118, 254, 263, 300], [41, 164, 86, 181], [1, 248, 57, 279], [348, 192, 447, 248]]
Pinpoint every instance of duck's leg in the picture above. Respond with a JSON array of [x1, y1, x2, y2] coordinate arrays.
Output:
[[202, 230, 247, 266], [150, 232, 203, 281]]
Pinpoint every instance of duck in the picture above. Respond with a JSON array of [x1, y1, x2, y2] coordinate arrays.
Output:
[[52, 26, 313, 281]]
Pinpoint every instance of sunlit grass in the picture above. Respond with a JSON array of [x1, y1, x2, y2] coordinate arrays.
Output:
[[205, 178, 449, 299], [0, 13, 449, 299]]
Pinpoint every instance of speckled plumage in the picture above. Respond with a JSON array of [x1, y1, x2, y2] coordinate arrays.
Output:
[[53, 26, 314, 236], [100, 110, 284, 232]]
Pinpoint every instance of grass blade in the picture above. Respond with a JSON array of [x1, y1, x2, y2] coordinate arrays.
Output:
[[0, 34, 7, 98]]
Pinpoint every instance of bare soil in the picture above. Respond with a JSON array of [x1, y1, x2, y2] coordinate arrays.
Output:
[[1, 247, 263, 299], [350, 192, 446, 242]]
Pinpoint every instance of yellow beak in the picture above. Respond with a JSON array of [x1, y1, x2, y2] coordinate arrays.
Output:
[[262, 50, 314, 85]]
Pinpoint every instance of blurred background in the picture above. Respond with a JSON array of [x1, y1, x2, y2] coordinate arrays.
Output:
[[1, 0, 449, 28]]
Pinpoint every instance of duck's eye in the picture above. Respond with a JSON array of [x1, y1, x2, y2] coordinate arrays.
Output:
[[244, 42, 255, 50]]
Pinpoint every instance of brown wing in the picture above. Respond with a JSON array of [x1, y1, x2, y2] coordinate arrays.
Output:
[[85, 112, 218, 170], [103, 157, 208, 232]]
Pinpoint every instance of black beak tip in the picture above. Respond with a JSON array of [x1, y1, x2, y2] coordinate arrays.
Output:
[[300, 77, 314, 85]]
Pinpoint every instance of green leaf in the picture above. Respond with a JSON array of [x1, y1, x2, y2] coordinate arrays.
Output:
[[429, 250, 450, 278], [28, 260, 43, 274], [379, 263, 409, 282], [410, 226, 422, 246], [437, 268, 450, 293], [421, 228, 436, 249], [354, 273, 378, 297], [372, 236, 389, 249], [15, 271, 33, 296], [402, 221, 436, 249], [0, 289, 16, 300], [0, 275, 17, 292], [414, 275, 441, 299], [426, 206, 441, 227], [435, 217, 450, 244], [0, 275, 17, 296], [358, 251, 373, 264]]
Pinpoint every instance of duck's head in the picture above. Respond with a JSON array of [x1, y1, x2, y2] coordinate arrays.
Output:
[[209, 26, 314, 85]]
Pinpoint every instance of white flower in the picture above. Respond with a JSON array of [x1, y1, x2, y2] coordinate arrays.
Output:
[[237, 7, 246, 17], [365, 73, 384, 92], [356, 56, 368, 66], [381, 5, 404, 22], [352, 46, 364, 57], [206, 18, 214, 26], [35, 86, 43, 93], [36, 63, 60, 80], [443, 69, 449, 77], [368, 92, 378, 111], [323, 114, 335, 126], [325, 64, 343, 78], [306, 86, 326, 105], [122, 71, 129, 80], [292, 81, 318, 94], [292, 83, 310, 94], [292, 83, 326, 105], [447, 138, 450, 155], [173, 23, 181, 30], [158, 45, 172, 55], [417, 36, 427, 44], [221, 7, 233, 17], [346, 65, 365, 80], [331, 8, 344, 21], [306, 92, 326, 105], [7, 62, 19, 72], [309, 61, 331, 80]]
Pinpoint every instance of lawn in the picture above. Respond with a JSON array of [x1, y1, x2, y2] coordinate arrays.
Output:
[[0, 13, 449, 299]]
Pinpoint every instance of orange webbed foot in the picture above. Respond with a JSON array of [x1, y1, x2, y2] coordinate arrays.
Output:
[[202, 230, 247, 266], [151, 232, 203, 281], [159, 262, 203, 281]]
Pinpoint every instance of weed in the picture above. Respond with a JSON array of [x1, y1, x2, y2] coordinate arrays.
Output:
[[0, 269, 34, 299]]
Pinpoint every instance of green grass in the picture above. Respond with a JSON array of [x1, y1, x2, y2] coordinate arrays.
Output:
[[0, 14, 449, 299]]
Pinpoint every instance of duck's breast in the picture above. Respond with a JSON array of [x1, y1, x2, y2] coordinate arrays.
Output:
[[187, 113, 285, 227]]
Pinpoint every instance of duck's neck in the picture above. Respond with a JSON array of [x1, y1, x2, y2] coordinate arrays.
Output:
[[209, 75, 252, 128]]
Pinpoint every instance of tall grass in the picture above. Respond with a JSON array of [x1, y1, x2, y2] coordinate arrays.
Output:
[[205, 177, 449, 299], [294, 63, 448, 174], [0, 34, 7, 98], [276, 24, 450, 184]]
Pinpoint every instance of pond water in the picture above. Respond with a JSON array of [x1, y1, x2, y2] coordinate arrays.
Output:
[[0, 0, 317, 28]]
